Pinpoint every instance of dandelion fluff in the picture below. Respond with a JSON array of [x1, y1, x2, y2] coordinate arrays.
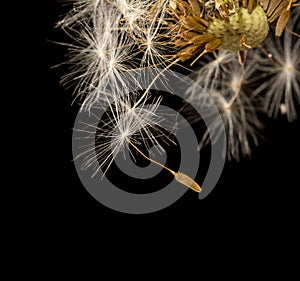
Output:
[[187, 55, 263, 160], [75, 90, 167, 176], [253, 9, 300, 121], [60, 2, 139, 108]]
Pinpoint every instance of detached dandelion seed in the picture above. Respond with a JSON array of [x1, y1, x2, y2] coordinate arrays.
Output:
[[75, 88, 202, 191], [128, 141, 201, 192]]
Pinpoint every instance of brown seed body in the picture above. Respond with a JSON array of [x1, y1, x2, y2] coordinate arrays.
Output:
[[175, 172, 202, 193]]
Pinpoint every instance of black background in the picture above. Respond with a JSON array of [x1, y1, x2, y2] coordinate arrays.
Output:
[[35, 0, 300, 232]]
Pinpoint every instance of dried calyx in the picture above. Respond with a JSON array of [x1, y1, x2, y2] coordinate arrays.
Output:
[[152, 0, 297, 63]]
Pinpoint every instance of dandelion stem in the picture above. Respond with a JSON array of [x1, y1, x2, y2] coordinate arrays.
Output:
[[131, 58, 180, 110], [128, 139, 175, 175], [127, 139, 201, 192], [212, 51, 218, 59], [190, 50, 207, 67]]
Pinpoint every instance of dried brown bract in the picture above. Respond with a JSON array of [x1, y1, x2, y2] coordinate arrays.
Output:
[[260, 0, 299, 36], [151, 0, 272, 63]]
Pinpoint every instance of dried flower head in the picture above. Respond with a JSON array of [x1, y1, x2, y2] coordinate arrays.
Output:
[[148, 0, 299, 65]]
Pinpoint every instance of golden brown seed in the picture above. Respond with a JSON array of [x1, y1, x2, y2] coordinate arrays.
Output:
[[177, 45, 201, 61], [174, 39, 190, 47], [248, 0, 258, 13], [205, 38, 222, 52], [266, 0, 283, 17], [177, 1, 189, 15], [268, 1, 289, 23], [276, 9, 290, 36], [193, 16, 209, 27], [188, 0, 201, 16], [189, 33, 215, 44], [182, 16, 207, 32], [182, 31, 201, 40], [174, 172, 202, 193]]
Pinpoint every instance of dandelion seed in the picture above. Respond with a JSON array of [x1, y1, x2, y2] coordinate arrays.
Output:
[[253, 11, 300, 121], [59, 2, 139, 108], [57, 0, 103, 28], [111, 0, 152, 31], [128, 141, 201, 192], [189, 50, 236, 89], [197, 89, 262, 160], [75, 90, 168, 175], [187, 54, 263, 160], [137, 16, 173, 69]]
